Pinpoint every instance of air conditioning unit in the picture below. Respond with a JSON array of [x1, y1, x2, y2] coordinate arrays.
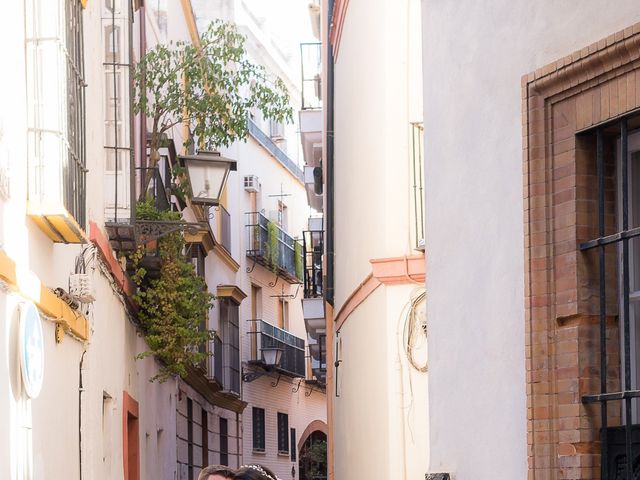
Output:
[[270, 119, 285, 140], [244, 175, 260, 193], [69, 273, 95, 303]]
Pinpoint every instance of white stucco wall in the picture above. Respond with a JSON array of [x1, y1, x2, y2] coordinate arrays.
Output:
[[333, 0, 423, 309], [0, 2, 182, 479], [422, 2, 640, 478], [333, 284, 428, 480]]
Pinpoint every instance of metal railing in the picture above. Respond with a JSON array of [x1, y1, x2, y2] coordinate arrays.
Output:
[[253, 319, 305, 377], [219, 205, 232, 253], [246, 212, 303, 283], [300, 43, 322, 110], [247, 118, 304, 182], [303, 230, 324, 298]]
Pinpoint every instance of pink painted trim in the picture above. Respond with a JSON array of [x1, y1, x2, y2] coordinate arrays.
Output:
[[370, 254, 425, 285], [90, 221, 135, 296], [334, 254, 425, 331], [329, 0, 349, 60], [334, 273, 381, 331]]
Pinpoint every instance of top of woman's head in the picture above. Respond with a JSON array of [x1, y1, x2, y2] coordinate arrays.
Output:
[[234, 464, 279, 480]]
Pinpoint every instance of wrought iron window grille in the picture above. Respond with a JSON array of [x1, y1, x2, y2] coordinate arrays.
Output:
[[580, 113, 640, 479]]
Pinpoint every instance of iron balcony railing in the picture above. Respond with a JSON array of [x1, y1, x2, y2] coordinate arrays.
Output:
[[253, 319, 306, 378], [219, 204, 232, 253], [245, 212, 303, 283], [303, 229, 324, 298], [300, 42, 322, 110]]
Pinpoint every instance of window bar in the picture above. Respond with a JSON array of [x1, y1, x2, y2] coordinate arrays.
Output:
[[597, 127, 609, 480], [621, 117, 633, 479], [111, 3, 119, 223]]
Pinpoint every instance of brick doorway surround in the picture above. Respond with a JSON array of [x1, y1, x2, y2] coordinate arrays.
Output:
[[523, 23, 640, 479]]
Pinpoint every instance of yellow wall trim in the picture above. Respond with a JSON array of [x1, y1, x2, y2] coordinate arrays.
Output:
[[0, 249, 89, 341], [213, 244, 240, 272]]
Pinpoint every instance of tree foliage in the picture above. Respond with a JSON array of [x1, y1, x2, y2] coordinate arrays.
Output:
[[133, 19, 293, 195], [130, 199, 214, 382]]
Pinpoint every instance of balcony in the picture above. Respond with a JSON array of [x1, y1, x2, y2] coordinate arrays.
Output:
[[245, 212, 303, 284], [299, 42, 323, 213], [250, 319, 306, 378], [308, 334, 326, 385], [303, 222, 323, 298]]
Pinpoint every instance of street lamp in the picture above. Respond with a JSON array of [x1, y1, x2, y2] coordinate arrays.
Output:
[[242, 346, 285, 383], [261, 347, 284, 368], [179, 150, 237, 205]]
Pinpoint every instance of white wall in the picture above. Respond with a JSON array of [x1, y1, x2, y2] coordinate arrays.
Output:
[[0, 1, 180, 479], [421, 1, 640, 478]]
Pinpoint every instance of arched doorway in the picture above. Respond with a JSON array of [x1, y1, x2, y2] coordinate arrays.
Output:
[[298, 430, 327, 480]]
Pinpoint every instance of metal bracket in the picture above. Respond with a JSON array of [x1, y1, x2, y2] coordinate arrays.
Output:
[[270, 373, 282, 388], [242, 371, 265, 383], [268, 273, 281, 288], [246, 255, 258, 274], [292, 378, 303, 393], [305, 383, 315, 397]]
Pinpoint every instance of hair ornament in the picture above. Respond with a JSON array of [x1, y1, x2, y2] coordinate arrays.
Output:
[[239, 464, 280, 480]]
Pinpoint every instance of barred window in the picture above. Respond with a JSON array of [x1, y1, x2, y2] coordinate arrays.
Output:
[[252, 407, 265, 452], [277, 412, 289, 454], [580, 114, 640, 478], [26, 0, 86, 226]]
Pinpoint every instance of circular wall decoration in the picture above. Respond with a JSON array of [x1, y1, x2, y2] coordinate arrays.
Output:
[[19, 301, 45, 398]]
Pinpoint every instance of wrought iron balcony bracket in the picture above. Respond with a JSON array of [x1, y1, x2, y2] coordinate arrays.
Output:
[[134, 220, 207, 244], [242, 371, 266, 383]]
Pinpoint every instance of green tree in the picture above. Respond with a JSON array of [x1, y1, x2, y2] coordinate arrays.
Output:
[[134, 19, 293, 198]]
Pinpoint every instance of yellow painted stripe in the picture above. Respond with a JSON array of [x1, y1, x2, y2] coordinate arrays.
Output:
[[0, 249, 89, 341], [28, 215, 64, 242], [47, 215, 84, 243]]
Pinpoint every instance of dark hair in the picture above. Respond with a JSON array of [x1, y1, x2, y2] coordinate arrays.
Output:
[[234, 465, 278, 480], [198, 465, 235, 480]]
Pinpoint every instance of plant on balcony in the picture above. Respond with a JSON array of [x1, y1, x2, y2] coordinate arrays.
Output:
[[130, 198, 214, 382], [266, 220, 279, 273], [134, 20, 293, 199], [294, 241, 303, 280]]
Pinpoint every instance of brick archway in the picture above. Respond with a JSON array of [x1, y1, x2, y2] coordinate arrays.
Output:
[[297, 419, 328, 452]]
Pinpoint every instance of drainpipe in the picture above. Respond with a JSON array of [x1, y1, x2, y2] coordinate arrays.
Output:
[[78, 349, 87, 480], [325, 0, 335, 307], [138, 2, 147, 198]]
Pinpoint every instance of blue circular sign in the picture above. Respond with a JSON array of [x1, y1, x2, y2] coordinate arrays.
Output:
[[19, 301, 44, 398]]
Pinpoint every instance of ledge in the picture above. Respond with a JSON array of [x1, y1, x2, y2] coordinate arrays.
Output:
[[90, 221, 135, 297], [216, 285, 247, 305]]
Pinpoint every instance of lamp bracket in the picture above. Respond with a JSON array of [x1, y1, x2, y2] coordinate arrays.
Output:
[[242, 371, 265, 383], [135, 220, 206, 244]]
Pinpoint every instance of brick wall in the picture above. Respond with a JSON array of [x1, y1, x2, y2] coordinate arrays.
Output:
[[523, 22, 640, 480]]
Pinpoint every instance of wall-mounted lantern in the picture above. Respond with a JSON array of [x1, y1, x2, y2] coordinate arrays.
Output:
[[179, 151, 237, 206]]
